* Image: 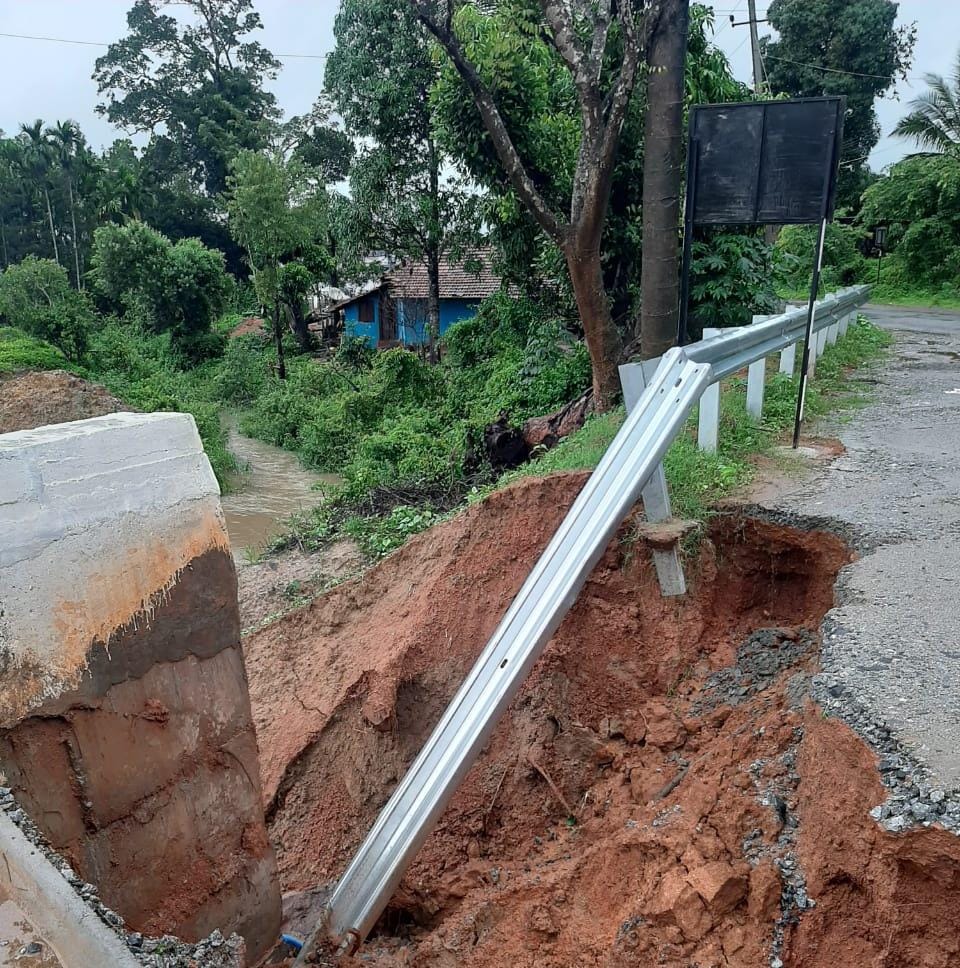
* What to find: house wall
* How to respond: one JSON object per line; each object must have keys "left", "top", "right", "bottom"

{"left": 344, "top": 297, "right": 380, "bottom": 347}
{"left": 397, "top": 298, "right": 482, "bottom": 346}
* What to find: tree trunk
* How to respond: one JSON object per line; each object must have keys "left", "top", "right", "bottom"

{"left": 287, "top": 300, "right": 314, "bottom": 353}
{"left": 426, "top": 134, "right": 442, "bottom": 364}
{"left": 44, "top": 188, "right": 60, "bottom": 266}
{"left": 272, "top": 302, "right": 287, "bottom": 380}
{"left": 67, "top": 179, "right": 82, "bottom": 289}
{"left": 565, "top": 240, "right": 622, "bottom": 410}
{"left": 0, "top": 216, "right": 8, "bottom": 269}
{"left": 426, "top": 250, "right": 441, "bottom": 363}
{"left": 639, "top": 0, "right": 690, "bottom": 359}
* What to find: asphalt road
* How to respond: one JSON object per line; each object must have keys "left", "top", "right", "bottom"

{"left": 864, "top": 302, "right": 960, "bottom": 335}
{"left": 759, "top": 304, "right": 960, "bottom": 786}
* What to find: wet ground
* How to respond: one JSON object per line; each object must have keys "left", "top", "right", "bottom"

{"left": 0, "top": 898, "right": 60, "bottom": 967}
{"left": 219, "top": 415, "right": 340, "bottom": 558}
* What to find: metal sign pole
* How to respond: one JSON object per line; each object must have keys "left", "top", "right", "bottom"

{"left": 677, "top": 132, "right": 700, "bottom": 347}
{"left": 791, "top": 216, "right": 828, "bottom": 448}
{"left": 792, "top": 100, "right": 842, "bottom": 449}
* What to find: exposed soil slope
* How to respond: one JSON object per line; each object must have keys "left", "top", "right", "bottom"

{"left": 243, "top": 471, "right": 960, "bottom": 967}
{"left": 0, "top": 370, "right": 127, "bottom": 434}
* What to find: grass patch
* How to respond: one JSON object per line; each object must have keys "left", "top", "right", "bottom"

{"left": 0, "top": 326, "right": 75, "bottom": 376}
{"left": 507, "top": 315, "right": 891, "bottom": 521}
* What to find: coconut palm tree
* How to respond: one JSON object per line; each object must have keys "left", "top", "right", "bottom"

{"left": 46, "top": 120, "right": 86, "bottom": 287}
{"left": 894, "top": 52, "right": 960, "bottom": 157}
{"left": 18, "top": 120, "right": 60, "bottom": 265}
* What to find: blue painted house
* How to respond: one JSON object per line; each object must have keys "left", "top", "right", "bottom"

{"left": 336, "top": 254, "right": 505, "bottom": 349}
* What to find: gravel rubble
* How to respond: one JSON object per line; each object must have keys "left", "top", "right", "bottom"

{"left": 0, "top": 786, "right": 246, "bottom": 967}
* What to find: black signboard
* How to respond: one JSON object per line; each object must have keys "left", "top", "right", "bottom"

{"left": 677, "top": 96, "right": 846, "bottom": 451}
{"left": 689, "top": 97, "right": 844, "bottom": 226}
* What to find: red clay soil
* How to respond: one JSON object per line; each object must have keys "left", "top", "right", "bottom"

{"left": 0, "top": 369, "right": 127, "bottom": 434}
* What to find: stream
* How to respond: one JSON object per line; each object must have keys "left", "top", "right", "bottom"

{"left": 219, "top": 415, "right": 340, "bottom": 556}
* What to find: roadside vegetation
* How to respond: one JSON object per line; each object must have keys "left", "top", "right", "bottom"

{"left": 0, "top": 0, "right": 929, "bottom": 562}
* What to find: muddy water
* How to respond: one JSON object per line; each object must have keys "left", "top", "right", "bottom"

{"left": 220, "top": 416, "right": 340, "bottom": 556}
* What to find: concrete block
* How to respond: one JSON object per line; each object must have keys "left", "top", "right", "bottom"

{"left": 0, "top": 413, "right": 280, "bottom": 961}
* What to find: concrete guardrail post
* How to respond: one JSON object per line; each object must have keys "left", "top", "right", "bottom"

{"left": 746, "top": 314, "right": 769, "bottom": 420}
{"left": 697, "top": 327, "right": 722, "bottom": 452}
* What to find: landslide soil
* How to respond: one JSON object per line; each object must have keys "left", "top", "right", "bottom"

{"left": 0, "top": 369, "right": 127, "bottom": 434}
{"left": 246, "top": 472, "right": 960, "bottom": 966}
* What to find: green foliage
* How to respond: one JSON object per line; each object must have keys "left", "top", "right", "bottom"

{"left": 431, "top": 2, "right": 745, "bottom": 332}
{"left": 775, "top": 223, "right": 867, "bottom": 293}
{"left": 894, "top": 51, "right": 960, "bottom": 157}
{"left": 856, "top": 154, "right": 960, "bottom": 294}
{"left": 84, "top": 320, "right": 236, "bottom": 486}
{"left": 690, "top": 233, "right": 781, "bottom": 332}
{"left": 0, "top": 257, "right": 92, "bottom": 360}
{"left": 93, "top": 0, "right": 280, "bottom": 195}
{"left": 443, "top": 292, "right": 591, "bottom": 425}
{"left": 89, "top": 221, "right": 231, "bottom": 359}
{"left": 0, "top": 326, "right": 72, "bottom": 375}
{"left": 761, "top": 0, "right": 916, "bottom": 209}
{"left": 345, "top": 505, "right": 441, "bottom": 557}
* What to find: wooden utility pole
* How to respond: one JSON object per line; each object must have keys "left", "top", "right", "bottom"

{"left": 747, "top": 0, "right": 764, "bottom": 93}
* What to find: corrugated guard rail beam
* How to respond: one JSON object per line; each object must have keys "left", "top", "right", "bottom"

{"left": 685, "top": 285, "right": 870, "bottom": 380}
{"left": 296, "top": 349, "right": 712, "bottom": 961}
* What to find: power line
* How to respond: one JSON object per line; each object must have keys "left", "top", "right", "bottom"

{"left": 763, "top": 54, "right": 904, "bottom": 82}
{"left": 0, "top": 30, "right": 326, "bottom": 59}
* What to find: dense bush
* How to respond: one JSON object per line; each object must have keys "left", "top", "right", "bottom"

{"left": 0, "top": 326, "right": 71, "bottom": 374}
{"left": 689, "top": 232, "right": 781, "bottom": 332}
{"left": 85, "top": 321, "right": 235, "bottom": 485}
{"left": 0, "top": 257, "right": 93, "bottom": 360}
{"left": 775, "top": 222, "right": 867, "bottom": 292}
{"left": 89, "top": 221, "right": 233, "bottom": 359}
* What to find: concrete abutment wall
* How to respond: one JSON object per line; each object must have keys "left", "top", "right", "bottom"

{"left": 0, "top": 413, "right": 280, "bottom": 962}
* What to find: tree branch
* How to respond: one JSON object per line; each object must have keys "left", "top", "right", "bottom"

{"left": 410, "top": 0, "right": 566, "bottom": 243}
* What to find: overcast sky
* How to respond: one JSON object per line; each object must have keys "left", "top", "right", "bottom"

{"left": 0, "top": 0, "right": 954, "bottom": 171}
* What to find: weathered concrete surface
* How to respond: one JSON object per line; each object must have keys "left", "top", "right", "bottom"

{"left": 0, "top": 413, "right": 280, "bottom": 962}
{"left": 0, "top": 810, "right": 136, "bottom": 968}
{"left": 755, "top": 307, "right": 960, "bottom": 786}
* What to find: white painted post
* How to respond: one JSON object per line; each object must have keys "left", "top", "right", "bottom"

{"left": 817, "top": 325, "right": 829, "bottom": 356}
{"left": 839, "top": 310, "right": 851, "bottom": 337}
{"left": 779, "top": 341, "right": 797, "bottom": 376}
{"left": 746, "top": 314, "right": 767, "bottom": 420}
{"left": 698, "top": 327, "right": 721, "bottom": 452}
{"left": 827, "top": 319, "right": 839, "bottom": 345}
{"left": 619, "top": 359, "right": 687, "bottom": 597}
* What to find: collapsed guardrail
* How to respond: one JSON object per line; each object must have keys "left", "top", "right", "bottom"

{"left": 296, "top": 284, "right": 872, "bottom": 961}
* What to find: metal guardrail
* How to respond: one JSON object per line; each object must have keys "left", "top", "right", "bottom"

{"left": 297, "top": 284, "right": 872, "bottom": 960}
{"left": 686, "top": 285, "right": 869, "bottom": 381}
{"left": 297, "top": 349, "right": 712, "bottom": 959}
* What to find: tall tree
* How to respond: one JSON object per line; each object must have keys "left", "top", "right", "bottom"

{"left": 227, "top": 150, "right": 326, "bottom": 375}
{"left": 93, "top": 0, "right": 281, "bottom": 195}
{"left": 408, "top": 0, "right": 655, "bottom": 408}
{"left": 761, "top": 0, "right": 916, "bottom": 209}
{"left": 640, "top": 0, "right": 690, "bottom": 357}
{"left": 894, "top": 51, "right": 960, "bottom": 158}
{"left": 18, "top": 121, "right": 60, "bottom": 266}
{"left": 326, "top": 0, "right": 478, "bottom": 361}
{"left": 45, "top": 121, "right": 87, "bottom": 288}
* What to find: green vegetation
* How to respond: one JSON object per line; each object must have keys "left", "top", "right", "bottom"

{"left": 0, "top": 326, "right": 73, "bottom": 376}
{"left": 502, "top": 316, "right": 892, "bottom": 522}
{"left": 0, "top": 257, "right": 93, "bottom": 361}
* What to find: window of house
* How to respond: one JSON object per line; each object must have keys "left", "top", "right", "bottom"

{"left": 358, "top": 298, "right": 375, "bottom": 323}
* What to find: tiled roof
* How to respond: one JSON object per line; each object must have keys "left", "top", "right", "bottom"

{"left": 385, "top": 253, "right": 504, "bottom": 300}
{"left": 330, "top": 251, "right": 504, "bottom": 309}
